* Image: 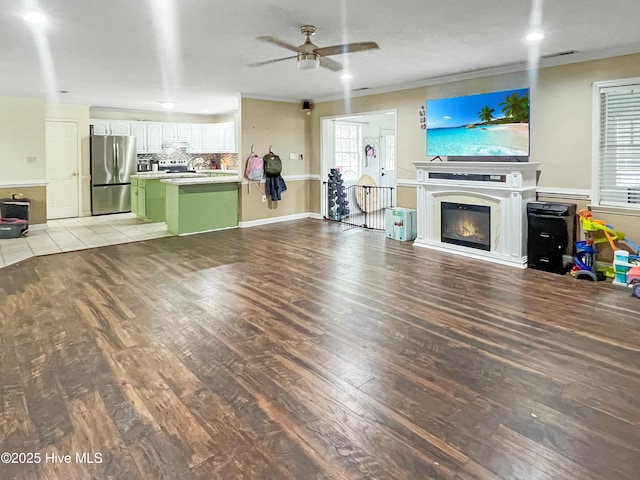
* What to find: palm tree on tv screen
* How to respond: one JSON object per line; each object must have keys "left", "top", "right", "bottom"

{"left": 499, "top": 92, "right": 529, "bottom": 123}
{"left": 477, "top": 106, "right": 495, "bottom": 124}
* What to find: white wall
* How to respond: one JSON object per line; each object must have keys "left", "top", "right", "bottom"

{"left": 0, "top": 96, "right": 46, "bottom": 183}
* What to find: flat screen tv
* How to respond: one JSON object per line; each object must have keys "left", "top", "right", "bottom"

{"left": 426, "top": 88, "right": 530, "bottom": 157}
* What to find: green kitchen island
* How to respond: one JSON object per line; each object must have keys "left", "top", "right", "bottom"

{"left": 161, "top": 176, "right": 241, "bottom": 235}
{"left": 131, "top": 172, "right": 207, "bottom": 222}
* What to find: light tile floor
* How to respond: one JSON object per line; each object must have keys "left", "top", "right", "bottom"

{"left": 0, "top": 213, "right": 173, "bottom": 269}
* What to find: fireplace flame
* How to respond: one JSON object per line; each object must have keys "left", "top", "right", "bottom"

{"left": 457, "top": 216, "right": 478, "bottom": 237}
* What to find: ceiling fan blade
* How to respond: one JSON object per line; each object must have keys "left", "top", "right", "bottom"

{"left": 247, "top": 55, "right": 297, "bottom": 68}
{"left": 257, "top": 36, "right": 303, "bottom": 53}
{"left": 319, "top": 57, "right": 343, "bottom": 72}
{"left": 314, "top": 41, "right": 379, "bottom": 57}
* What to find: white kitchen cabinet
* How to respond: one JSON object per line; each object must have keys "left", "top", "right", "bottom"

{"left": 221, "top": 122, "right": 236, "bottom": 152}
{"left": 89, "top": 120, "right": 235, "bottom": 153}
{"left": 201, "top": 124, "right": 216, "bottom": 152}
{"left": 213, "top": 124, "right": 225, "bottom": 152}
{"left": 91, "top": 121, "right": 110, "bottom": 135}
{"left": 146, "top": 123, "right": 163, "bottom": 153}
{"left": 162, "top": 124, "right": 178, "bottom": 141}
{"left": 200, "top": 122, "right": 236, "bottom": 152}
{"left": 109, "top": 121, "right": 130, "bottom": 135}
{"left": 177, "top": 124, "right": 191, "bottom": 143}
{"left": 190, "top": 125, "right": 203, "bottom": 153}
{"left": 130, "top": 122, "right": 147, "bottom": 153}
{"left": 90, "top": 120, "right": 131, "bottom": 136}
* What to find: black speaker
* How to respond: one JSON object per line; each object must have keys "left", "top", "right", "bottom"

{"left": 527, "top": 202, "right": 577, "bottom": 274}
{"left": 302, "top": 100, "right": 311, "bottom": 110}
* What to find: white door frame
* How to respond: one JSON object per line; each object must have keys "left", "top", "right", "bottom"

{"left": 45, "top": 119, "right": 82, "bottom": 219}
{"left": 320, "top": 109, "right": 398, "bottom": 217}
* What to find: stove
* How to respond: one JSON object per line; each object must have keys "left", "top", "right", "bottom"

{"left": 158, "top": 158, "right": 191, "bottom": 172}
{"left": 163, "top": 167, "right": 197, "bottom": 173}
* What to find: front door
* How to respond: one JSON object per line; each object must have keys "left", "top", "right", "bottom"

{"left": 46, "top": 121, "right": 79, "bottom": 219}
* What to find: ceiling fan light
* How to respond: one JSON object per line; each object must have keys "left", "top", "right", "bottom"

{"left": 297, "top": 53, "right": 319, "bottom": 71}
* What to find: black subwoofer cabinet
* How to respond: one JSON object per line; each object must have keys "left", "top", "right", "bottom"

{"left": 527, "top": 202, "right": 577, "bottom": 274}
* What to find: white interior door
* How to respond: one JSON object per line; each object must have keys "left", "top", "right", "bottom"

{"left": 46, "top": 121, "right": 79, "bottom": 219}
{"left": 379, "top": 127, "right": 397, "bottom": 205}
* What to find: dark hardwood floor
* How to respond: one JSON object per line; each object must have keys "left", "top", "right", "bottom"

{"left": 1, "top": 218, "right": 639, "bottom": 479}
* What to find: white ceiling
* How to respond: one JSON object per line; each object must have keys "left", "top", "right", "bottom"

{"left": 1, "top": 0, "right": 640, "bottom": 114}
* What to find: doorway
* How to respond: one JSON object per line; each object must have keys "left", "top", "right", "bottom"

{"left": 46, "top": 120, "right": 79, "bottom": 219}
{"left": 320, "top": 109, "right": 397, "bottom": 222}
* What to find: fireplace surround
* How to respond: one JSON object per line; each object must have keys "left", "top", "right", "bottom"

{"left": 413, "top": 161, "right": 539, "bottom": 268}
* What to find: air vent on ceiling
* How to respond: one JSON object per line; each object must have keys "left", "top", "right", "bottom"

{"left": 541, "top": 50, "right": 577, "bottom": 59}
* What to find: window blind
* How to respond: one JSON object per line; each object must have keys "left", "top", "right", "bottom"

{"left": 598, "top": 84, "right": 640, "bottom": 207}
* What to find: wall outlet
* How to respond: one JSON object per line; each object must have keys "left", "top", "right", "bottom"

{"left": 261, "top": 194, "right": 267, "bottom": 203}
{"left": 289, "top": 153, "right": 298, "bottom": 160}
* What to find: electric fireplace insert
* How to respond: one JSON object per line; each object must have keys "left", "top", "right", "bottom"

{"left": 441, "top": 202, "right": 491, "bottom": 251}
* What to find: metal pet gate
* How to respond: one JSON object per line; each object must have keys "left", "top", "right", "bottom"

{"left": 322, "top": 182, "right": 395, "bottom": 230}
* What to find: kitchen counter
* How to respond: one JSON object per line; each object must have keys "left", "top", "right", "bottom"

{"left": 160, "top": 177, "right": 242, "bottom": 186}
{"left": 131, "top": 172, "right": 208, "bottom": 180}
{"left": 196, "top": 169, "right": 239, "bottom": 174}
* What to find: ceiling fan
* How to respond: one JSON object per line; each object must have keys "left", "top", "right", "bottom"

{"left": 248, "top": 25, "right": 379, "bottom": 72}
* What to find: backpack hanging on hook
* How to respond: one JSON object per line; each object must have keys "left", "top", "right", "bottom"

{"left": 365, "top": 144, "right": 376, "bottom": 158}
{"left": 263, "top": 150, "right": 282, "bottom": 178}
{"left": 364, "top": 144, "right": 376, "bottom": 167}
{"left": 245, "top": 152, "right": 264, "bottom": 180}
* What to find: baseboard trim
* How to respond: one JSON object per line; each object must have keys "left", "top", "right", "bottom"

{"left": 29, "top": 223, "right": 48, "bottom": 231}
{"left": 239, "top": 212, "right": 321, "bottom": 228}
{"left": 176, "top": 225, "right": 237, "bottom": 236}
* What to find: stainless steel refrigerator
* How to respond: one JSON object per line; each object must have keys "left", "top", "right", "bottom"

{"left": 90, "top": 135, "right": 137, "bottom": 215}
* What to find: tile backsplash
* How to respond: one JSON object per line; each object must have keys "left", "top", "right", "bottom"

{"left": 138, "top": 152, "right": 238, "bottom": 169}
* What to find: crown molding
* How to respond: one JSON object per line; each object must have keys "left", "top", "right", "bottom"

{"left": 239, "top": 93, "right": 301, "bottom": 104}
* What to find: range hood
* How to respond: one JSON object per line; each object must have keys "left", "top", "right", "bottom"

{"left": 161, "top": 141, "right": 191, "bottom": 151}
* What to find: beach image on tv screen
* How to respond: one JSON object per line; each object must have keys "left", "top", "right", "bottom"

{"left": 426, "top": 88, "right": 530, "bottom": 156}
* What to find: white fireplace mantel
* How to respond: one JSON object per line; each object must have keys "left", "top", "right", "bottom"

{"left": 413, "top": 161, "right": 539, "bottom": 268}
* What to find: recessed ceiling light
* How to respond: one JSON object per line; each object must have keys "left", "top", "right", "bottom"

{"left": 160, "top": 102, "right": 175, "bottom": 110}
{"left": 525, "top": 30, "right": 545, "bottom": 43}
{"left": 340, "top": 73, "right": 353, "bottom": 81}
{"left": 203, "top": 109, "right": 209, "bottom": 113}
{"left": 23, "top": 11, "right": 47, "bottom": 24}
